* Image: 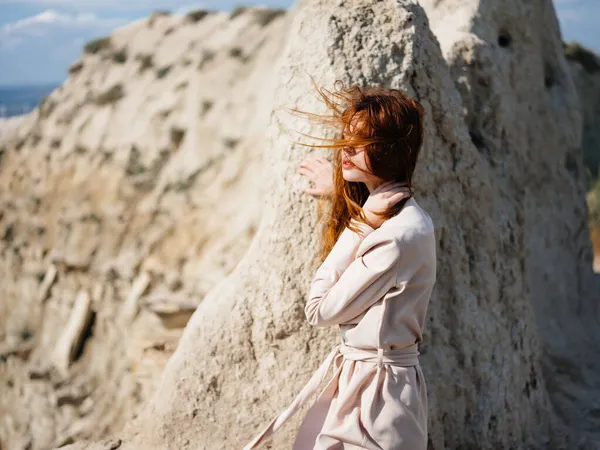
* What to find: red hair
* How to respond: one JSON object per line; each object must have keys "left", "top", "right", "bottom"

{"left": 288, "top": 78, "right": 425, "bottom": 267}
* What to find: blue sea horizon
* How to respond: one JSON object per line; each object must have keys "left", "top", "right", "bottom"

{"left": 0, "top": 83, "right": 60, "bottom": 119}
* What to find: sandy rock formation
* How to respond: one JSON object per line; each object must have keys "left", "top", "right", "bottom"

{"left": 565, "top": 42, "right": 600, "bottom": 181}
{"left": 0, "top": 7, "right": 287, "bottom": 450}
{"left": 0, "top": 116, "right": 24, "bottom": 143}
{"left": 566, "top": 43, "right": 600, "bottom": 272}
{"left": 59, "top": 0, "right": 600, "bottom": 449}
{"left": 2, "top": 0, "right": 599, "bottom": 449}
{"left": 419, "top": 1, "right": 600, "bottom": 444}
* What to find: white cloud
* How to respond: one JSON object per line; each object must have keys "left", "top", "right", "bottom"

{"left": 0, "top": 0, "right": 211, "bottom": 12}
{"left": 0, "top": 0, "right": 291, "bottom": 12}
{"left": 0, "top": 8, "right": 130, "bottom": 84}
{"left": 2, "top": 10, "right": 100, "bottom": 33}
{"left": 1, "top": 9, "right": 127, "bottom": 46}
{"left": 0, "top": 0, "right": 293, "bottom": 84}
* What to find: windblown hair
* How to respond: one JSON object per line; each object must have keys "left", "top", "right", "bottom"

{"left": 288, "top": 79, "right": 425, "bottom": 268}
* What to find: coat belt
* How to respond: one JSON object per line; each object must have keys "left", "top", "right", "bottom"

{"left": 241, "top": 341, "right": 420, "bottom": 449}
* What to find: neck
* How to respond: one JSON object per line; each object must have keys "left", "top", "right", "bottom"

{"left": 364, "top": 179, "right": 385, "bottom": 194}
{"left": 364, "top": 179, "right": 409, "bottom": 194}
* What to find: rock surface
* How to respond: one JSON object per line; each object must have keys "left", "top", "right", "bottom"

{"left": 566, "top": 42, "right": 600, "bottom": 181}
{"left": 420, "top": 1, "right": 600, "bottom": 444}
{"left": 1, "top": 1, "right": 599, "bottom": 450}
{"left": 0, "top": 116, "right": 24, "bottom": 142}
{"left": 566, "top": 43, "right": 600, "bottom": 272}
{"left": 59, "top": 0, "right": 599, "bottom": 449}
{"left": 0, "top": 7, "right": 287, "bottom": 449}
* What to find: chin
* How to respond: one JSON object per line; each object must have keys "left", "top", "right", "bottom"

{"left": 342, "top": 170, "right": 365, "bottom": 183}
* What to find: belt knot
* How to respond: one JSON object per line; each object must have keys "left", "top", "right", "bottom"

{"left": 339, "top": 342, "right": 420, "bottom": 368}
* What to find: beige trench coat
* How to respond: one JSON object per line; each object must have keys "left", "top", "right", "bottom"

{"left": 243, "top": 196, "right": 437, "bottom": 449}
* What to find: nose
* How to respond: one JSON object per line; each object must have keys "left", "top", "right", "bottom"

{"left": 342, "top": 146, "right": 355, "bottom": 157}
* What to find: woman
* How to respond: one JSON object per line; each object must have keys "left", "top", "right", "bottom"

{"left": 243, "top": 81, "right": 437, "bottom": 450}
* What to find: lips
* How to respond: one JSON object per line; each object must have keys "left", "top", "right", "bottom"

{"left": 342, "top": 158, "right": 355, "bottom": 168}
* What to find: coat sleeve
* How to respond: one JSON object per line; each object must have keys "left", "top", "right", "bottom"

{"left": 305, "top": 221, "right": 401, "bottom": 327}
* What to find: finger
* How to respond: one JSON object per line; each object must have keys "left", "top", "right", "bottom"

{"left": 303, "top": 187, "right": 323, "bottom": 197}
{"left": 389, "top": 186, "right": 411, "bottom": 195}
{"left": 386, "top": 186, "right": 411, "bottom": 196}
{"left": 297, "top": 168, "right": 312, "bottom": 177}
{"left": 388, "top": 191, "right": 411, "bottom": 204}
{"left": 299, "top": 161, "right": 315, "bottom": 172}
{"left": 381, "top": 185, "right": 411, "bottom": 198}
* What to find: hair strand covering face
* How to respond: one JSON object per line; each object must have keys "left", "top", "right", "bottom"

{"left": 286, "top": 77, "right": 425, "bottom": 267}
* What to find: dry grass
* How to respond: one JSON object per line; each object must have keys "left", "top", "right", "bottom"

{"left": 68, "top": 61, "right": 84, "bottom": 75}
{"left": 254, "top": 8, "right": 286, "bottom": 27}
{"left": 112, "top": 49, "right": 128, "bottom": 64}
{"left": 156, "top": 65, "right": 172, "bottom": 79}
{"left": 136, "top": 54, "right": 154, "bottom": 72}
{"left": 230, "top": 5, "right": 248, "bottom": 19}
{"left": 39, "top": 96, "right": 57, "bottom": 118}
{"left": 84, "top": 37, "right": 112, "bottom": 55}
{"left": 186, "top": 9, "right": 211, "bottom": 23}
{"left": 94, "top": 84, "right": 125, "bottom": 105}
{"left": 148, "top": 10, "right": 170, "bottom": 27}
{"left": 564, "top": 41, "right": 600, "bottom": 74}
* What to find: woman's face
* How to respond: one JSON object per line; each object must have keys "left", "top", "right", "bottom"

{"left": 341, "top": 116, "right": 387, "bottom": 192}
{"left": 340, "top": 116, "right": 369, "bottom": 182}
{"left": 341, "top": 144, "right": 371, "bottom": 183}
{"left": 341, "top": 117, "right": 379, "bottom": 184}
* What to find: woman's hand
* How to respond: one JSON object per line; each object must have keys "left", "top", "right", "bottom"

{"left": 297, "top": 156, "right": 334, "bottom": 198}
{"left": 362, "top": 181, "right": 412, "bottom": 229}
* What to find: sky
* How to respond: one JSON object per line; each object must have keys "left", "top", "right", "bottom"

{"left": 0, "top": 0, "right": 598, "bottom": 86}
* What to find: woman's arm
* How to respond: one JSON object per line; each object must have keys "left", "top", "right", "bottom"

{"left": 305, "top": 226, "right": 401, "bottom": 327}
{"left": 314, "top": 218, "right": 376, "bottom": 277}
